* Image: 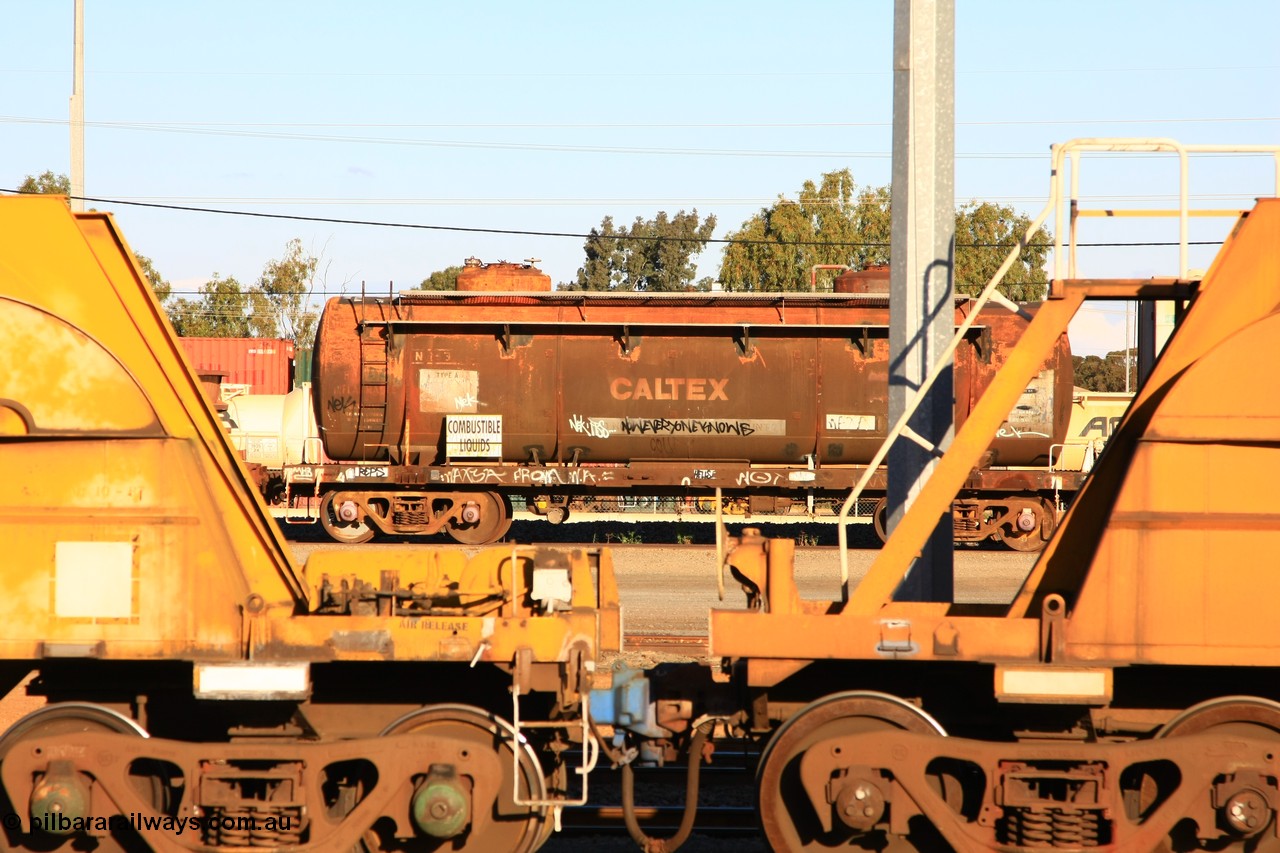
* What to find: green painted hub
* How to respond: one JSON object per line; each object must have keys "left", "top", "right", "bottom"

{"left": 30, "top": 760, "right": 90, "bottom": 835}
{"left": 411, "top": 764, "right": 470, "bottom": 838}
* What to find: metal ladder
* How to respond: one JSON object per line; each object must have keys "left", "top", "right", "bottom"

{"left": 355, "top": 299, "right": 390, "bottom": 460}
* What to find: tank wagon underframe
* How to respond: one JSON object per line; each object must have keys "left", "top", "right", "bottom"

{"left": 293, "top": 459, "right": 1079, "bottom": 549}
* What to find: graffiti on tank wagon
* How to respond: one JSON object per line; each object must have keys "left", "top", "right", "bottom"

{"left": 420, "top": 368, "right": 480, "bottom": 413}
{"left": 996, "top": 424, "right": 1051, "bottom": 439}
{"left": 513, "top": 467, "right": 614, "bottom": 486}
{"left": 430, "top": 466, "right": 614, "bottom": 486}
{"left": 568, "top": 413, "right": 616, "bottom": 439}
{"left": 619, "top": 417, "right": 787, "bottom": 437}
{"left": 564, "top": 417, "right": 786, "bottom": 439}
{"left": 737, "top": 470, "right": 781, "bottom": 487}
{"left": 432, "top": 467, "right": 505, "bottom": 485}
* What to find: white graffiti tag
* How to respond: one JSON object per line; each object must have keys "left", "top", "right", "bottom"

{"left": 736, "top": 471, "right": 780, "bottom": 487}
{"left": 435, "top": 467, "right": 504, "bottom": 485}
{"left": 568, "top": 414, "right": 615, "bottom": 439}
{"left": 996, "top": 425, "right": 1051, "bottom": 439}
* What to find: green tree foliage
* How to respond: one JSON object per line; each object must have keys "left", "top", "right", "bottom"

{"left": 136, "top": 254, "right": 171, "bottom": 303}
{"left": 420, "top": 265, "right": 463, "bottom": 290}
{"left": 167, "top": 274, "right": 254, "bottom": 337}
{"left": 953, "top": 201, "right": 1049, "bottom": 301}
{"left": 720, "top": 170, "right": 890, "bottom": 292}
{"left": 1073, "top": 349, "right": 1136, "bottom": 391}
{"left": 255, "top": 238, "right": 320, "bottom": 348}
{"left": 573, "top": 210, "right": 716, "bottom": 291}
{"left": 18, "top": 170, "right": 71, "bottom": 196}
{"left": 719, "top": 169, "right": 1050, "bottom": 298}
{"left": 164, "top": 240, "right": 322, "bottom": 345}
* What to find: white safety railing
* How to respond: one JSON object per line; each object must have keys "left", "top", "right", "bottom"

{"left": 836, "top": 138, "right": 1280, "bottom": 595}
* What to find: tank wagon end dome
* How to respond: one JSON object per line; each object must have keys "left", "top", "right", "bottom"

{"left": 834, "top": 265, "right": 891, "bottom": 294}
{"left": 456, "top": 258, "right": 551, "bottom": 292}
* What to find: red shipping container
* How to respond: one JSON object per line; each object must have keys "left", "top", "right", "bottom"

{"left": 178, "top": 337, "right": 295, "bottom": 398}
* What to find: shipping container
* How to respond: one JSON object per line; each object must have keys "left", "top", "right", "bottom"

{"left": 177, "top": 337, "right": 296, "bottom": 397}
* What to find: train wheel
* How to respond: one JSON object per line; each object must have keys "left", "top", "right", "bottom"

{"left": 1156, "top": 697, "right": 1280, "bottom": 851}
{"left": 872, "top": 498, "right": 889, "bottom": 545}
{"left": 447, "top": 492, "right": 513, "bottom": 545}
{"left": 0, "top": 703, "right": 154, "bottom": 852}
{"left": 319, "top": 492, "right": 376, "bottom": 544}
{"left": 999, "top": 498, "right": 1057, "bottom": 552}
{"left": 1001, "top": 530, "right": 1048, "bottom": 552}
{"left": 372, "top": 704, "right": 549, "bottom": 852}
{"left": 755, "top": 691, "right": 947, "bottom": 851}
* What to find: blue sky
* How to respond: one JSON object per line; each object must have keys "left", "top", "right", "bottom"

{"left": 4, "top": 1, "right": 1278, "bottom": 355}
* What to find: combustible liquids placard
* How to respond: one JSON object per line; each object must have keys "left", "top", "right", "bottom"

{"left": 446, "top": 415, "right": 503, "bottom": 458}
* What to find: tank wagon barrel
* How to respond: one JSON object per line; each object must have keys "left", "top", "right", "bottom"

{"left": 304, "top": 262, "right": 1078, "bottom": 550}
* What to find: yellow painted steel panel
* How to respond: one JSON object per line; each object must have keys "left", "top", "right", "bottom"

{"left": 0, "top": 198, "right": 302, "bottom": 660}
{"left": 0, "top": 439, "right": 248, "bottom": 658}
{"left": 0, "top": 298, "right": 158, "bottom": 433}
{"left": 0, "top": 196, "right": 618, "bottom": 669}
{"left": 1017, "top": 201, "right": 1280, "bottom": 622}
{"left": 1051, "top": 204, "right": 1280, "bottom": 666}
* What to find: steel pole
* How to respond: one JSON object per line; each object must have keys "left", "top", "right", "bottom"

{"left": 70, "top": 0, "right": 85, "bottom": 212}
{"left": 887, "top": 0, "right": 955, "bottom": 601}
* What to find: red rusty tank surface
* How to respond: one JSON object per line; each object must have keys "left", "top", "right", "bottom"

{"left": 456, "top": 258, "right": 551, "bottom": 291}
{"left": 312, "top": 269, "right": 1073, "bottom": 470}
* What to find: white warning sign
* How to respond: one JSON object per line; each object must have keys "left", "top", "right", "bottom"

{"left": 446, "top": 414, "right": 503, "bottom": 458}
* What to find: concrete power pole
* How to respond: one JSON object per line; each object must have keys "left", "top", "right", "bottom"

{"left": 70, "top": 0, "right": 85, "bottom": 212}
{"left": 887, "top": 0, "right": 956, "bottom": 601}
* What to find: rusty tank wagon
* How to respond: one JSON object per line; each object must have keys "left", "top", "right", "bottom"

{"left": 304, "top": 262, "right": 1078, "bottom": 549}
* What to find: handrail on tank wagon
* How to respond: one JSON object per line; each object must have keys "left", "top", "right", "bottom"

{"left": 835, "top": 138, "right": 1280, "bottom": 599}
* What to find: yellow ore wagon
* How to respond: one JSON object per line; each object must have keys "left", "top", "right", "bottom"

{"left": 0, "top": 195, "right": 620, "bottom": 851}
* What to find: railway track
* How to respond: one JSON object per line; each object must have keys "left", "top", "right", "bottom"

{"left": 555, "top": 747, "right": 760, "bottom": 844}
{"left": 624, "top": 633, "right": 711, "bottom": 656}
{"left": 559, "top": 805, "right": 759, "bottom": 834}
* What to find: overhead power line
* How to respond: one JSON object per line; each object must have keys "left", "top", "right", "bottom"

{"left": 4, "top": 63, "right": 1277, "bottom": 78}
{"left": 63, "top": 192, "right": 1268, "bottom": 207}
{"left": 4, "top": 114, "right": 1277, "bottom": 131}
{"left": 0, "top": 189, "right": 1231, "bottom": 249}
{"left": 4, "top": 114, "right": 1278, "bottom": 159}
